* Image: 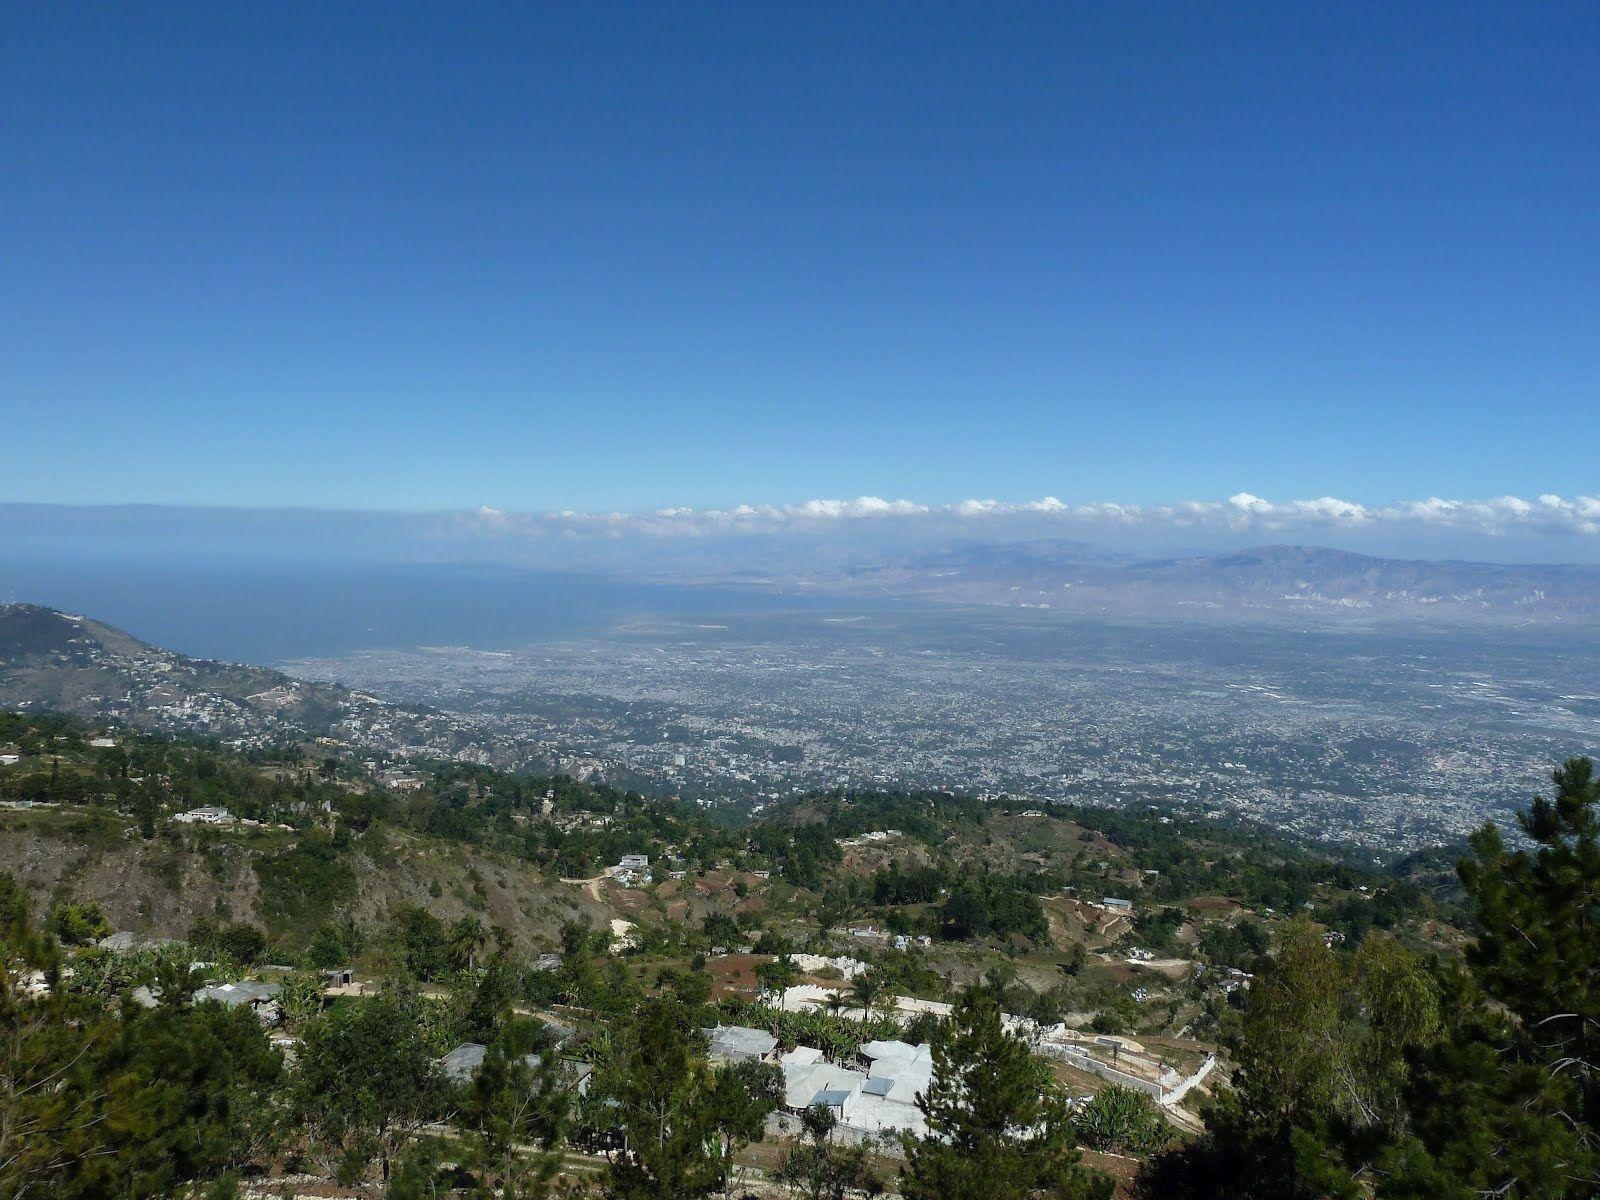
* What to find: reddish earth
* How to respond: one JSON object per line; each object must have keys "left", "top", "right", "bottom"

{"left": 1081, "top": 1148, "right": 1143, "bottom": 1197}
{"left": 1187, "top": 895, "right": 1243, "bottom": 915}
{"left": 704, "top": 952, "right": 771, "bottom": 1001}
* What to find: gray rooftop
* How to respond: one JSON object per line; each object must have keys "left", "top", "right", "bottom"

{"left": 193, "top": 980, "right": 280, "bottom": 1008}
{"left": 436, "top": 1042, "right": 551, "bottom": 1084}
{"left": 98, "top": 931, "right": 181, "bottom": 952}
{"left": 704, "top": 1024, "right": 777, "bottom": 1062}
{"left": 438, "top": 1042, "right": 488, "bottom": 1081}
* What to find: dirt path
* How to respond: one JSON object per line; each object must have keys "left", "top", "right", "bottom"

{"left": 560, "top": 873, "right": 609, "bottom": 904}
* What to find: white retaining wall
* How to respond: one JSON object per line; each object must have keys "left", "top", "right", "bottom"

{"left": 1162, "top": 1054, "right": 1217, "bottom": 1107}
{"left": 1037, "top": 1043, "right": 1167, "bottom": 1100}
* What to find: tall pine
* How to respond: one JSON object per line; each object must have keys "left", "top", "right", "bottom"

{"left": 1384, "top": 757, "right": 1600, "bottom": 1198}
{"left": 902, "top": 987, "right": 1112, "bottom": 1200}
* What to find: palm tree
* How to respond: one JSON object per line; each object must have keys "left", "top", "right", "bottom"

{"left": 447, "top": 916, "right": 486, "bottom": 973}
{"left": 848, "top": 972, "right": 882, "bottom": 1023}
{"left": 824, "top": 990, "right": 848, "bottom": 1021}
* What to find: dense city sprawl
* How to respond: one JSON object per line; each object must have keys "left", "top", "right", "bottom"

{"left": 287, "top": 611, "right": 1596, "bottom": 854}
{"left": 3, "top": 604, "right": 1598, "bottom": 1198}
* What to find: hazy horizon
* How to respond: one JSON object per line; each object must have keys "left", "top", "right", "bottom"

{"left": 6, "top": 496, "right": 1600, "bottom": 571}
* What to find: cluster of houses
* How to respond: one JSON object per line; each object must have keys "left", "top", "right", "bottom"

{"left": 1209, "top": 964, "right": 1254, "bottom": 994}
{"left": 767, "top": 981, "right": 1214, "bottom": 1108}
{"left": 54, "top": 929, "right": 1222, "bottom": 1143}
{"left": 836, "top": 925, "right": 933, "bottom": 952}
{"left": 609, "top": 851, "right": 706, "bottom": 887}
{"left": 611, "top": 853, "right": 652, "bottom": 887}
{"left": 705, "top": 1024, "right": 934, "bottom": 1140}
{"left": 836, "top": 829, "right": 903, "bottom": 847}
{"left": 89, "top": 933, "right": 356, "bottom": 1025}
{"left": 169, "top": 805, "right": 292, "bottom": 830}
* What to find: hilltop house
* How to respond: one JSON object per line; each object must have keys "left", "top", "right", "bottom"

{"left": 612, "top": 853, "right": 652, "bottom": 887}
{"left": 193, "top": 980, "right": 281, "bottom": 1024}
{"left": 704, "top": 1024, "right": 779, "bottom": 1064}
{"left": 173, "top": 806, "right": 236, "bottom": 825}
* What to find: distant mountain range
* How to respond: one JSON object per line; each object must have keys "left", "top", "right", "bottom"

{"left": 800, "top": 543, "right": 1600, "bottom": 623}
{"left": 0, "top": 604, "right": 458, "bottom": 750}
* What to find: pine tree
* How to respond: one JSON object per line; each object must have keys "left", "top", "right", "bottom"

{"left": 0, "top": 876, "right": 281, "bottom": 1200}
{"left": 902, "top": 987, "right": 1112, "bottom": 1200}
{"left": 707, "top": 1060, "right": 782, "bottom": 1199}
{"left": 602, "top": 995, "right": 724, "bottom": 1199}
{"left": 1137, "top": 758, "right": 1600, "bottom": 1200}
{"left": 294, "top": 986, "right": 442, "bottom": 1187}
{"left": 1382, "top": 758, "right": 1600, "bottom": 1198}
{"left": 1462, "top": 757, "right": 1600, "bottom": 1134}
{"left": 776, "top": 1103, "right": 882, "bottom": 1200}
{"left": 461, "top": 1041, "right": 569, "bottom": 1200}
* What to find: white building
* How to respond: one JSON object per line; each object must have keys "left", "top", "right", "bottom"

{"left": 173, "top": 806, "right": 235, "bottom": 825}
{"left": 705, "top": 1025, "right": 779, "bottom": 1063}
{"left": 790, "top": 953, "right": 868, "bottom": 979}
{"left": 779, "top": 1039, "right": 933, "bottom": 1139}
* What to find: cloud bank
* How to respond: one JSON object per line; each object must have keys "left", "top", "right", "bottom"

{"left": 456, "top": 492, "right": 1600, "bottom": 541}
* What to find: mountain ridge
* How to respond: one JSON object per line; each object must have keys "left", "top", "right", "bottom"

{"left": 797, "top": 542, "right": 1600, "bottom": 622}
{"left": 0, "top": 603, "right": 457, "bottom": 752}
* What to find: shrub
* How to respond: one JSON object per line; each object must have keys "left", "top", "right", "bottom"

{"left": 1072, "top": 1085, "right": 1172, "bottom": 1154}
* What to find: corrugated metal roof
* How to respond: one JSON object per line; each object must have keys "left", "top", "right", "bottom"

{"left": 194, "top": 980, "right": 280, "bottom": 1007}
{"left": 704, "top": 1024, "right": 777, "bottom": 1061}
{"left": 438, "top": 1042, "right": 488, "bottom": 1081}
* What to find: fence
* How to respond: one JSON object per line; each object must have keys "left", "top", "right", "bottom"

{"left": 765, "top": 1111, "right": 908, "bottom": 1157}
{"left": 1039, "top": 1044, "right": 1219, "bottom": 1109}
{"left": 1036, "top": 1043, "right": 1167, "bottom": 1100}
{"left": 1161, "top": 1053, "right": 1217, "bottom": 1107}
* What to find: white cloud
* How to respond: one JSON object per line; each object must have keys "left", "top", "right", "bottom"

{"left": 448, "top": 492, "right": 1600, "bottom": 540}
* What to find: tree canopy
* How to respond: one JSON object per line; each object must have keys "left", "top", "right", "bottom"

{"left": 903, "top": 987, "right": 1112, "bottom": 1200}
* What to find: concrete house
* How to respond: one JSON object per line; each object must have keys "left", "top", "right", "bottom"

{"left": 436, "top": 1042, "right": 594, "bottom": 1095}
{"left": 779, "top": 1040, "right": 933, "bottom": 1139}
{"left": 173, "top": 806, "right": 236, "bottom": 825}
{"left": 193, "top": 980, "right": 281, "bottom": 1024}
{"left": 704, "top": 1024, "right": 779, "bottom": 1064}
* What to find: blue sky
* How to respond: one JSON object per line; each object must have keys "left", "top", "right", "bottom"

{"left": 3, "top": 3, "right": 1596, "bottom": 518}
